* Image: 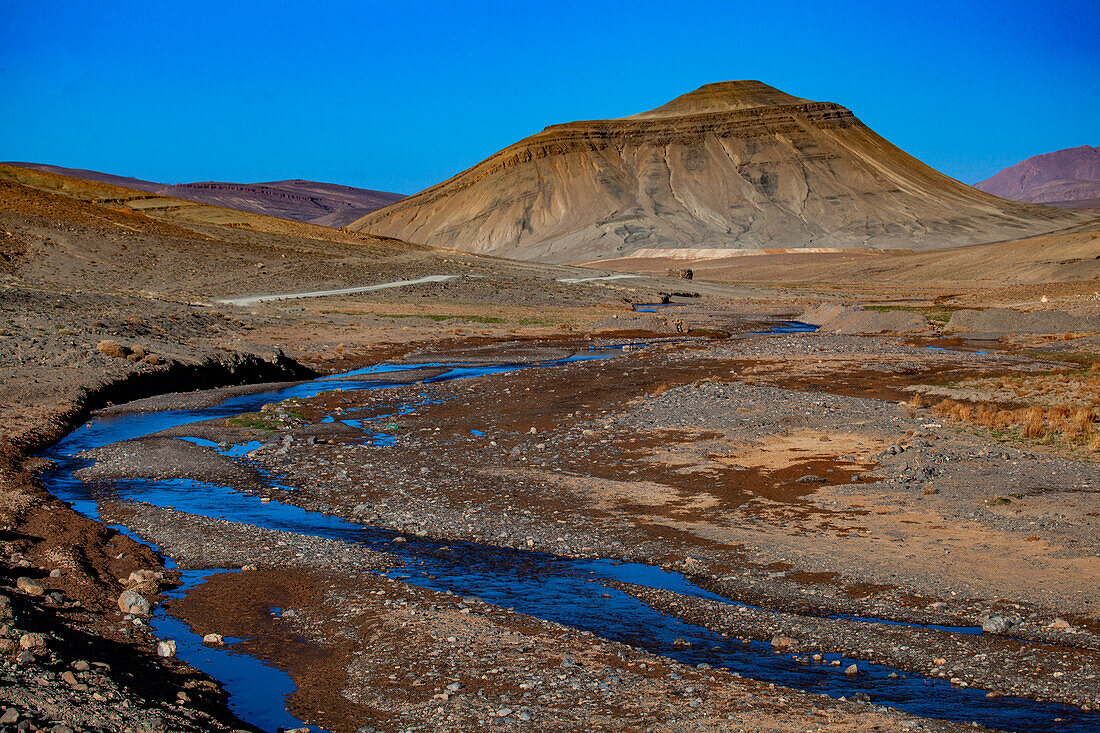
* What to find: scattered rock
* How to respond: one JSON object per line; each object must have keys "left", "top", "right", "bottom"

{"left": 127, "top": 569, "right": 162, "bottom": 585}
{"left": 844, "top": 663, "right": 859, "bottom": 675}
{"left": 16, "top": 577, "right": 44, "bottom": 596}
{"left": 203, "top": 633, "right": 224, "bottom": 645}
{"left": 118, "top": 589, "right": 151, "bottom": 616}
{"left": 18, "top": 632, "right": 45, "bottom": 650}
{"left": 770, "top": 635, "right": 798, "bottom": 651}
{"left": 156, "top": 639, "right": 177, "bottom": 658}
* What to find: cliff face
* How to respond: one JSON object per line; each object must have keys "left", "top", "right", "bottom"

{"left": 351, "top": 81, "right": 1081, "bottom": 262}
{"left": 974, "top": 146, "right": 1100, "bottom": 208}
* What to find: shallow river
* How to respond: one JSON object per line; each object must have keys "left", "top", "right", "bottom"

{"left": 38, "top": 345, "right": 1100, "bottom": 733}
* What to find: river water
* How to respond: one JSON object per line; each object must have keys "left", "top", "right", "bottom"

{"left": 38, "top": 345, "right": 1100, "bottom": 733}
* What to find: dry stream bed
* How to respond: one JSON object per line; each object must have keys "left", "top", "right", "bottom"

{"left": 31, "top": 327, "right": 1100, "bottom": 732}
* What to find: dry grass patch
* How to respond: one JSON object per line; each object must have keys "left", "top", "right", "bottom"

{"left": 931, "top": 398, "right": 1099, "bottom": 452}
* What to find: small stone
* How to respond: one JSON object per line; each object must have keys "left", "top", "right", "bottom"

{"left": 16, "top": 577, "right": 44, "bottom": 596}
{"left": 18, "top": 632, "right": 45, "bottom": 650}
{"left": 118, "top": 590, "right": 151, "bottom": 616}
{"left": 203, "top": 633, "right": 224, "bottom": 645}
{"left": 496, "top": 708, "right": 513, "bottom": 717}
{"left": 49, "top": 569, "right": 62, "bottom": 578}
{"left": 982, "top": 615, "right": 1009, "bottom": 634}
{"left": 795, "top": 474, "right": 827, "bottom": 484}
{"left": 845, "top": 663, "right": 859, "bottom": 675}
{"left": 672, "top": 637, "right": 692, "bottom": 647}
{"left": 61, "top": 670, "right": 79, "bottom": 686}
{"left": 72, "top": 660, "right": 90, "bottom": 672}
{"left": 0, "top": 708, "right": 18, "bottom": 725}
{"left": 156, "top": 640, "right": 176, "bottom": 658}
{"left": 0, "top": 595, "right": 11, "bottom": 620}
{"left": 127, "top": 569, "right": 161, "bottom": 585}
{"left": 770, "top": 635, "right": 797, "bottom": 651}
{"left": 50, "top": 724, "right": 74, "bottom": 733}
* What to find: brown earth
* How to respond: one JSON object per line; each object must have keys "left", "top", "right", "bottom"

{"left": 351, "top": 81, "right": 1082, "bottom": 261}
{"left": 2, "top": 161, "right": 1100, "bottom": 732}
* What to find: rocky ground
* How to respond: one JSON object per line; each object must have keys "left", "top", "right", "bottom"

{"left": 2, "top": 165, "right": 1099, "bottom": 732}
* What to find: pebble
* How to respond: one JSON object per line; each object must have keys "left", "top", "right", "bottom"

{"left": 156, "top": 640, "right": 177, "bottom": 658}
{"left": 845, "top": 664, "right": 859, "bottom": 675}
{"left": 16, "top": 577, "right": 44, "bottom": 596}
{"left": 19, "top": 632, "right": 46, "bottom": 650}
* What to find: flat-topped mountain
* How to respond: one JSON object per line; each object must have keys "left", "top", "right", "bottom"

{"left": 3, "top": 162, "right": 405, "bottom": 227}
{"left": 974, "top": 145, "right": 1100, "bottom": 209}
{"left": 350, "top": 81, "right": 1082, "bottom": 262}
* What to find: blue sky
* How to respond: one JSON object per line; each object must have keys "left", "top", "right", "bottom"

{"left": 1, "top": 1, "right": 1097, "bottom": 193}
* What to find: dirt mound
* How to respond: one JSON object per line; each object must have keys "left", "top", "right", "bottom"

{"left": 351, "top": 81, "right": 1081, "bottom": 262}
{"left": 800, "top": 304, "right": 931, "bottom": 335}
{"left": 945, "top": 308, "right": 1100, "bottom": 335}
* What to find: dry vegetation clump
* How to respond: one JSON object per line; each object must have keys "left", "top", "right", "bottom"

{"left": 651, "top": 383, "right": 674, "bottom": 398}
{"left": 964, "top": 363, "right": 1100, "bottom": 407}
{"left": 923, "top": 362, "right": 1100, "bottom": 454}
{"left": 931, "top": 397, "right": 1099, "bottom": 451}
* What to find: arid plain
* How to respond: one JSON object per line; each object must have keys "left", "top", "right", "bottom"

{"left": 1, "top": 83, "right": 1099, "bottom": 733}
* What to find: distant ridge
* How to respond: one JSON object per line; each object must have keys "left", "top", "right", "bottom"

{"left": 3, "top": 162, "right": 405, "bottom": 227}
{"left": 351, "top": 81, "right": 1083, "bottom": 263}
{"left": 974, "top": 146, "right": 1100, "bottom": 209}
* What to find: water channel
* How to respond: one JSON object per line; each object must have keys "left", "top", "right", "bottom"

{"left": 37, "top": 345, "right": 1099, "bottom": 733}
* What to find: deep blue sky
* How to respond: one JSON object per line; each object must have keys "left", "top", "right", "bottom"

{"left": 1, "top": 1, "right": 1097, "bottom": 193}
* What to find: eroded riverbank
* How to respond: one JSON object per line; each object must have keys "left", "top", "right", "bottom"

{"left": 31, "top": 328, "right": 1100, "bottom": 732}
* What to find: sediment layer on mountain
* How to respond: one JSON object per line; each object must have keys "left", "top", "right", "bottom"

{"left": 351, "top": 81, "right": 1083, "bottom": 262}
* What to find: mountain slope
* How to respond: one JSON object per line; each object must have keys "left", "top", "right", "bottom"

{"left": 974, "top": 146, "right": 1100, "bottom": 209}
{"left": 3, "top": 162, "right": 405, "bottom": 227}
{"left": 350, "top": 81, "right": 1082, "bottom": 263}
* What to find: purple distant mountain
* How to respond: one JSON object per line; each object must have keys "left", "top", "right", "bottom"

{"left": 974, "top": 146, "right": 1100, "bottom": 209}
{"left": 3, "top": 162, "right": 406, "bottom": 227}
